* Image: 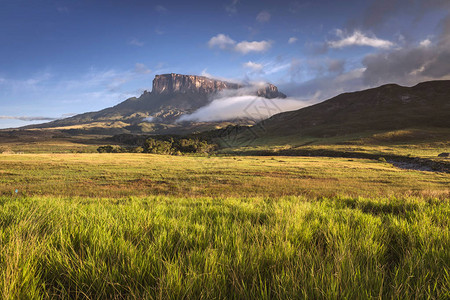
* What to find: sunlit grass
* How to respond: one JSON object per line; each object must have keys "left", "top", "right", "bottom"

{"left": 0, "top": 153, "right": 449, "bottom": 199}
{"left": 0, "top": 196, "right": 449, "bottom": 299}
{"left": 0, "top": 153, "right": 449, "bottom": 299}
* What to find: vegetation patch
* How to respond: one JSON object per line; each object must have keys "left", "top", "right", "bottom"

{"left": 0, "top": 196, "right": 448, "bottom": 299}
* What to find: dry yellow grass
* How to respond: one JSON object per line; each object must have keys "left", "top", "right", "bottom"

{"left": 0, "top": 153, "right": 448, "bottom": 199}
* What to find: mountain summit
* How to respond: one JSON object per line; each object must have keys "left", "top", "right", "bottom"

{"left": 151, "top": 73, "right": 285, "bottom": 98}
{"left": 152, "top": 74, "right": 241, "bottom": 95}
{"left": 255, "top": 80, "right": 450, "bottom": 138}
{"left": 28, "top": 73, "right": 286, "bottom": 134}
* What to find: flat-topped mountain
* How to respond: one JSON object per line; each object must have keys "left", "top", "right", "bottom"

{"left": 254, "top": 80, "right": 450, "bottom": 138}
{"left": 151, "top": 73, "right": 284, "bottom": 98}
{"left": 28, "top": 73, "right": 286, "bottom": 133}
{"left": 152, "top": 74, "right": 240, "bottom": 95}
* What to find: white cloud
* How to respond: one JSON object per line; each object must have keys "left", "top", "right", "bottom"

{"left": 288, "top": 37, "right": 298, "bottom": 44}
{"left": 179, "top": 95, "right": 306, "bottom": 122}
{"left": 177, "top": 83, "right": 308, "bottom": 122}
{"left": 208, "top": 34, "right": 236, "bottom": 49}
{"left": 328, "top": 30, "right": 394, "bottom": 49}
{"left": 256, "top": 11, "right": 271, "bottom": 23}
{"left": 243, "top": 61, "right": 264, "bottom": 72}
{"left": 419, "top": 39, "right": 431, "bottom": 47}
{"left": 208, "top": 34, "right": 272, "bottom": 54}
{"left": 129, "top": 38, "right": 144, "bottom": 47}
{"left": 235, "top": 40, "right": 272, "bottom": 54}
{"left": 265, "top": 63, "right": 290, "bottom": 75}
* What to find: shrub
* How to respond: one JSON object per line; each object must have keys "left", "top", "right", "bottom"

{"left": 97, "top": 145, "right": 114, "bottom": 153}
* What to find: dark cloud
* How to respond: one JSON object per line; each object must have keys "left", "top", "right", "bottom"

{"left": 361, "top": 14, "right": 450, "bottom": 86}
{"left": 280, "top": 68, "right": 366, "bottom": 102}
{"left": 288, "top": 57, "right": 346, "bottom": 81}
{"left": 327, "top": 59, "right": 345, "bottom": 74}
{"left": 361, "top": 0, "right": 450, "bottom": 30}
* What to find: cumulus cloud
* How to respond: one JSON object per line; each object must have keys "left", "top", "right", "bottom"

{"left": 256, "top": 11, "right": 271, "bottom": 23}
{"left": 288, "top": 37, "right": 298, "bottom": 44}
{"left": 362, "top": 43, "right": 450, "bottom": 85}
{"left": 208, "top": 34, "right": 236, "bottom": 49}
{"left": 419, "top": 39, "right": 432, "bottom": 47}
{"left": 208, "top": 34, "right": 272, "bottom": 54}
{"left": 361, "top": 15, "right": 450, "bottom": 86}
{"left": 235, "top": 40, "right": 272, "bottom": 54}
{"left": 328, "top": 30, "right": 394, "bottom": 49}
{"left": 283, "top": 12, "right": 450, "bottom": 102}
{"left": 243, "top": 61, "right": 264, "bottom": 72}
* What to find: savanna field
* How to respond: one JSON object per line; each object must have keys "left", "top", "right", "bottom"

{"left": 0, "top": 153, "right": 449, "bottom": 299}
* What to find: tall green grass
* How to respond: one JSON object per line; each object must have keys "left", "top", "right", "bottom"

{"left": 1, "top": 196, "right": 448, "bottom": 299}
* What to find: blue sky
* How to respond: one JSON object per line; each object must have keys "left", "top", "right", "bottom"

{"left": 1, "top": 0, "right": 449, "bottom": 128}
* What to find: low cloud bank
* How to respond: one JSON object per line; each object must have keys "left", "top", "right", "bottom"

{"left": 178, "top": 85, "right": 308, "bottom": 122}
{"left": 178, "top": 96, "right": 306, "bottom": 122}
{"left": 0, "top": 115, "right": 58, "bottom": 121}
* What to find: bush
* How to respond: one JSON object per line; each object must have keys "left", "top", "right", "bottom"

{"left": 143, "top": 138, "right": 216, "bottom": 155}
{"left": 97, "top": 145, "right": 144, "bottom": 153}
{"left": 97, "top": 145, "right": 114, "bottom": 153}
{"left": 97, "top": 138, "right": 216, "bottom": 155}
{"left": 144, "top": 139, "right": 173, "bottom": 154}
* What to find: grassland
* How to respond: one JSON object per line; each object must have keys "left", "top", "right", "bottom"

{"left": 0, "top": 153, "right": 449, "bottom": 299}
{"left": 0, "top": 153, "right": 449, "bottom": 199}
{"left": 220, "top": 127, "right": 450, "bottom": 160}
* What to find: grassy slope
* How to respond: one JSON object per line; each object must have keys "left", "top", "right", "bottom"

{"left": 256, "top": 81, "right": 450, "bottom": 138}
{"left": 219, "top": 127, "right": 450, "bottom": 160}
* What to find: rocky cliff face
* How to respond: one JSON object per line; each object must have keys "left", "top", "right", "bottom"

{"left": 152, "top": 74, "right": 240, "bottom": 95}
{"left": 256, "top": 83, "right": 286, "bottom": 99}
{"left": 152, "top": 73, "right": 286, "bottom": 98}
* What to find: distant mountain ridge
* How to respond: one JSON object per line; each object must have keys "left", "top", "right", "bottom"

{"left": 254, "top": 80, "right": 450, "bottom": 138}
{"left": 29, "top": 73, "right": 286, "bottom": 132}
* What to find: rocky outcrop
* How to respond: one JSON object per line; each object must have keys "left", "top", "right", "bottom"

{"left": 152, "top": 74, "right": 240, "bottom": 95}
{"left": 256, "top": 83, "right": 286, "bottom": 99}
{"left": 152, "top": 73, "right": 286, "bottom": 98}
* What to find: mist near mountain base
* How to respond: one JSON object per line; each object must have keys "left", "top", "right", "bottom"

{"left": 178, "top": 95, "right": 307, "bottom": 122}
